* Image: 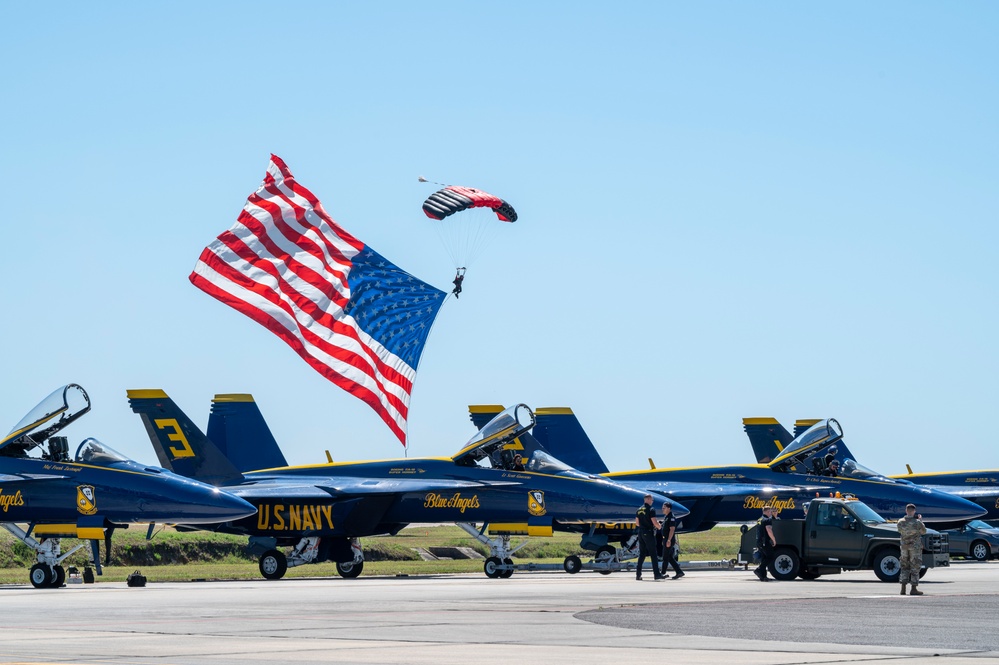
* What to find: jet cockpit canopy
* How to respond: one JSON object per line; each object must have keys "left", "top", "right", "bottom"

{"left": 769, "top": 418, "right": 843, "bottom": 472}
{"left": 75, "top": 438, "right": 130, "bottom": 466}
{"left": 1, "top": 384, "right": 91, "bottom": 458}
{"left": 838, "top": 458, "right": 893, "bottom": 482}
{"left": 452, "top": 404, "right": 535, "bottom": 467}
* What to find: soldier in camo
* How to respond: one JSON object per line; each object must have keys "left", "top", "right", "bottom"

{"left": 897, "top": 503, "right": 926, "bottom": 596}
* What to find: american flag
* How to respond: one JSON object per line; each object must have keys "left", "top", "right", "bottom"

{"left": 190, "top": 155, "right": 446, "bottom": 445}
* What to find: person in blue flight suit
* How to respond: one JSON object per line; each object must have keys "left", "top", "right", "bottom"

{"left": 635, "top": 494, "right": 664, "bottom": 581}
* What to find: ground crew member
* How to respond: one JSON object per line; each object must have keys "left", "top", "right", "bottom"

{"left": 897, "top": 503, "right": 926, "bottom": 595}
{"left": 659, "top": 502, "right": 684, "bottom": 579}
{"left": 634, "top": 494, "right": 664, "bottom": 581}
{"left": 754, "top": 505, "right": 776, "bottom": 581}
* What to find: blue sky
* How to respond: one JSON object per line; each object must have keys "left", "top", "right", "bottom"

{"left": 2, "top": 2, "right": 996, "bottom": 476}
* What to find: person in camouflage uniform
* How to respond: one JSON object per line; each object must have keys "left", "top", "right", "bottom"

{"left": 897, "top": 503, "right": 926, "bottom": 595}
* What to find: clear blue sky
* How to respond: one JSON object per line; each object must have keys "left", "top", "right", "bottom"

{"left": 2, "top": 2, "right": 996, "bottom": 475}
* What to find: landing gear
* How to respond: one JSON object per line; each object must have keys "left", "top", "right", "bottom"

{"left": 483, "top": 556, "right": 504, "bottom": 578}
{"left": 2, "top": 524, "right": 91, "bottom": 589}
{"left": 457, "top": 524, "right": 525, "bottom": 579}
{"left": 30, "top": 563, "right": 53, "bottom": 589}
{"left": 252, "top": 537, "right": 366, "bottom": 580}
{"left": 259, "top": 550, "right": 288, "bottom": 580}
{"left": 336, "top": 560, "right": 363, "bottom": 578}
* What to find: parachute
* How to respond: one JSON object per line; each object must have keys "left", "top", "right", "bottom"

{"left": 421, "top": 184, "right": 517, "bottom": 269}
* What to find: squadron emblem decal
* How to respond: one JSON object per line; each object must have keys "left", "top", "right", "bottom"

{"left": 77, "top": 485, "right": 97, "bottom": 515}
{"left": 528, "top": 490, "right": 546, "bottom": 516}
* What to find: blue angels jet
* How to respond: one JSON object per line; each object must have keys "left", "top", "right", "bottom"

{"left": 0, "top": 384, "right": 257, "bottom": 588}
{"left": 744, "top": 417, "right": 999, "bottom": 522}
{"left": 127, "top": 390, "right": 686, "bottom": 579}
{"left": 471, "top": 406, "right": 987, "bottom": 564}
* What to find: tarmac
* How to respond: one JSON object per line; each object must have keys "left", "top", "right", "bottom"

{"left": 0, "top": 560, "right": 996, "bottom": 665}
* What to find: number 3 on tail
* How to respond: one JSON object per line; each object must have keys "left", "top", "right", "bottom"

{"left": 154, "top": 418, "right": 195, "bottom": 459}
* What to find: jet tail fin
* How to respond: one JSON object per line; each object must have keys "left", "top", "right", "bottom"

{"left": 742, "top": 418, "right": 793, "bottom": 464}
{"left": 531, "top": 407, "right": 609, "bottom": 474}
{"left": 208, "top": 394, "right": 288, "bottom": 472}
{"left": 127, "top": 390, "right": 244, "bottom": 486}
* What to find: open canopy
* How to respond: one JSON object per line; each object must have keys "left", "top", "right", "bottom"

{"left": 1, "top": 384, "right": 91, "bottom": 456}
{"left": 769, "top": 418, "right": 843, "bottom": 471}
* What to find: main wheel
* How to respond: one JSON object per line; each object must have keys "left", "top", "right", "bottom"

{"left": 769, "top": 547, "right": 800, "bottom": 581}
{"left": 873, "top": 548, "right": 902, "bottom": 582}
{"left": 336, "top": 561, "right": 363, "bottom": 578}
{"left": 29, "top": 563, "right": 53, "bottom": 589}
{"left": 259, "top": 549, "right": 288, "bottom": 580}
{"left": 499, "top": 558, "right": 514, "bottom": 578}
{"left": 50, "top": 565, "right": 66, "bottom": 588}
{"left": 970, "top": 540, "right": 991, "bottom": 562}
{"left": 564, "top": 555, "right": 582, "bottom": 574}
{"left": 483, "top": 556, "right": 503, "bottom": 578}
{"left": 595, "top": 544, "right": 616, "bottom": 575}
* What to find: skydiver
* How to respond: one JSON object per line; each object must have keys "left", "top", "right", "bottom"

{"left": 452, "top": 267, "right": 465, "bottom": 298}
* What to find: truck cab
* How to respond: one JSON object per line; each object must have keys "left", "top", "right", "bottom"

{"left": 738, "top": 496, "right": 950, "bottom": 582}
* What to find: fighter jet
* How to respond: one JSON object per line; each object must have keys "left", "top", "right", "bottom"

{"left": 127, "top": 390, "right": 686, "bottom": 579}
{"left": 474, "top": 406, "right": 986, "bottom": 566}
{"left": 744, "top": 417, "right": 999, "bottom": 522}
{"left": 0, "top": 384, "right": 256, "bottom": 588}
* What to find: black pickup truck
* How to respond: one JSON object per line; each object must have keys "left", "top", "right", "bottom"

{"left": 739, "top": 497, "right": 950, "bottom": 582}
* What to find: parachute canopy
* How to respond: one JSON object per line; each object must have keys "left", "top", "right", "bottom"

{"left": 422, "top": 186, "right": 517, "bottom": 223}
{"left": 421, "top": 184, "right": 517, "bottom": 270}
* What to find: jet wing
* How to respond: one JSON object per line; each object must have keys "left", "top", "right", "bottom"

{"left": 922, "top": 485, "right": 999, "bottom": 499}
{"left": 232, "top": 477, "right": 518, "bottom": 500}
{"left": 620, "top": 480, "right": 826, "bottom": 499}
{"left": 0, "top": 473, "right": 72, "bottom": 483}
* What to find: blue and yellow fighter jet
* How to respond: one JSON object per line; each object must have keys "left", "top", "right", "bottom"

{"left": 127, "top": 390, "right": 686, "bottom": 580}
{"left": 744, "top": 417, "right": 999, "bottom": 522}
{"left": 0, "top": 384, "right": 257, "bottom": 588}
{"left": 473, "top": 406, "right": 987, "bottom": 569}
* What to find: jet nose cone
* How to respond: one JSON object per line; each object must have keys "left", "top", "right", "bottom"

{"left": 184, "top": 486, "right": 257, "bottom": 523}
{"left": 658, "top": 495, "right": 690, "bottom": 519}
{"left": 922, "top": 489, "right": 988, "bottom": 522}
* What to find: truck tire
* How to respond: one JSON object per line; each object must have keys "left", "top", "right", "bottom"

{"left": 970, "top": 540, "right": 990, "bottom": 562}
{"left": 769, "top": 547, "right": 800, "bottom": 581}
{"left": 872, "top": 547, "right": 901, "bottom": 582}
{"left": 797, "top": 570, "right": 821, "bottom": 580}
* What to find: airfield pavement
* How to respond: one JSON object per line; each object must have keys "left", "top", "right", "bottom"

{"left": 0, "top": 560, "right": 997, "bottom": 665}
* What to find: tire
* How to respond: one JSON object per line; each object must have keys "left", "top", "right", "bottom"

{"left": 50, "top": 565, "right": 66, "bottom": 588}
{"left": 739, "top": 524, "right": 749, "bottom": 534}
{"left": 483, "top": 556, "right": 503, "bottom": 579}
{"left": 595, "top": 544, "right": 615, "bottom": 575}
{"left": 769, "top": 547, "right": 800, "bottom": 581}
{"left": 29, "top": 563, "right": 53, "bottom": 589}
{"left": 970, "top": 540, "right": 990, "bottom": 562}
{"left": 499, "top": 558, "right": 514, "bottom": 578}
{"left": 563, "top": 555, "right": 582, "bottom": 574}
{"left": 918, "top": 567, "right": 928, "bottom": 579}
{"left": 797, "top": 571, "right": 821, "bottom": 580}
{"left": 336, "top": 561, "right": 363, "bottom": 578}
{"left": 258, "top": 549, "right": 288, "bottom": 580}
{"left": 872, "top": 547, "right": 902, "bottom": 583}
